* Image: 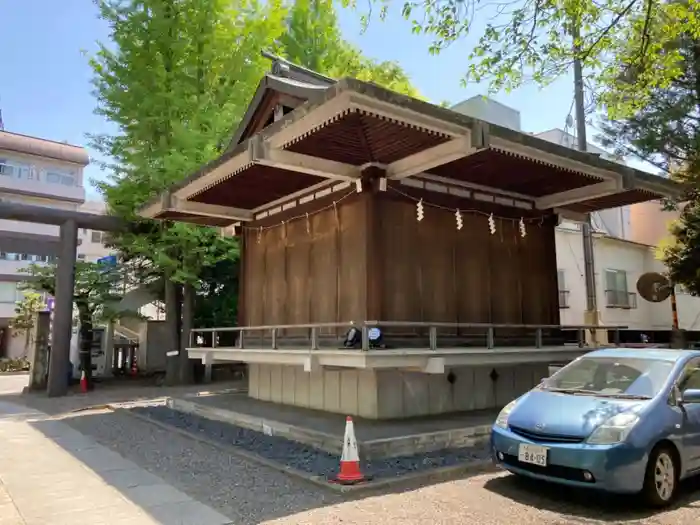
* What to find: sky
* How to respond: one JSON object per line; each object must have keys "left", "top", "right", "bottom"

{"left": 0, "top": 1, "right": 602, "bottom": 200}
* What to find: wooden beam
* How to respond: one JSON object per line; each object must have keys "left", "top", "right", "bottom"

{"left": 251, "top": 139, "right": 360, "bottom": 181}
{"left": 535, "top": 180, "right": 621, "bottom": 210}
{"left": 386, "top": 136, "right": 477, "bottom": 180}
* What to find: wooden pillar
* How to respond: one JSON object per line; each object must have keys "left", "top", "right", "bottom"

{"left": 362, "top": 167, "right": 384, "bottom": 322}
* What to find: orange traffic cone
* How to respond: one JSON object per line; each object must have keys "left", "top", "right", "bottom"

{"left": 334, "top": 416, "right": 366, "bottom": 485}
{"left": 80, "top": 370, "right": 88, "bottom": 393}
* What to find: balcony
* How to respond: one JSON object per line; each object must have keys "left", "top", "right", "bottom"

{"left": 0, "top": 166, "right": 85, "bottom": 203}
{"left": 605, "top": 290, "right": 638, "bottom": 309}
{"left": 0, "top": 219, "right": 59, "bottom": 238}
{"left": 558, "top": 289, "right": 570, "bottom": 308}
{"left": 0, "top": 257, "right": 53, "bottom": 278}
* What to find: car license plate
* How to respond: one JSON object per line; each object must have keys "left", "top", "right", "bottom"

{"left": 518, "top": 444, "right": 548, "bottom": 467}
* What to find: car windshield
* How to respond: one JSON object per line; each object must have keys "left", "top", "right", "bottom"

{"left": 542, "top": 356, "right": 675, "bottom": 399}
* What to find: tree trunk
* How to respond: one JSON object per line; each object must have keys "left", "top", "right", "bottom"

{"left": 164, "top": 277, "right": 181, "bottom": 385}
{"left": 179, "top": 282, "right": 194, "bottom": 384}
{"left": 76, "top": 301, "right": 94, "bottom": 390}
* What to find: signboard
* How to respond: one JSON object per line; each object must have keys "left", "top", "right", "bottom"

{"left": 46, "top": 297, "right": 55, "bottom": 312}
{"left": 97, "top": 255, "right": 117, "bottom": 267}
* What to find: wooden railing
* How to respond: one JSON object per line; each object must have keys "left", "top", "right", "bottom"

{"left": 189, "top": 321, "right": 626, "bottom": 352}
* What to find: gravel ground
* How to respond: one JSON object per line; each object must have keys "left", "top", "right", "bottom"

{"left": 37, "top": 400, "right": 700, "bottom": 525}
{"left": 132, "top": 405, "right": 491, "bottom": 479}
{"left": 259, "top": 471, "right": 700, "bottom": 525}
{"left": 8, "top": 375, "right": 699, "bottom": 525}
{"left": 63, "top": 408, "right": 344, "bottom": 524}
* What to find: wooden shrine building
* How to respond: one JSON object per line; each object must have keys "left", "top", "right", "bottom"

{"left": 141, "top": 57, "right": 682, "bottom": 419}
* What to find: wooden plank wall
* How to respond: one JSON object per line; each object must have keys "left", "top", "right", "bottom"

{"left": 241, "top": 195, "right": 367, "bottom": 332}
{"left": 240, "top": 190, "right": 560, "bottom": 340}
{"left": 377, "top": 196, "right": 560, "bottom": 328}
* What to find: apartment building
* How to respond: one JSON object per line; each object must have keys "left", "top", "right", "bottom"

{"left": 0, "top": 130, "right": 104, "bottom": 357}
{"left": 78, "top": 200, "right": 112, "bottom": 263}
{"left": 0, "top": 129, "right": 88, "bottom": 318}
{"left": 452, "top": 97, "right": 700, "bottom": 336}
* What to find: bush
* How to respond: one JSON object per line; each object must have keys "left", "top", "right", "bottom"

{"left": 0, "top": 358, "right": 30, "bottom": 373}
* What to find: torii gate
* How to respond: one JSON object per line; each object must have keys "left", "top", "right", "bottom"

{"left": 0, "top": 201, "right": 125, "bottom": 397}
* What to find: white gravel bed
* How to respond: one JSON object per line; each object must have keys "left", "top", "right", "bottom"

{"left": 63, "top": 409, "right": 344, "bottom": 524}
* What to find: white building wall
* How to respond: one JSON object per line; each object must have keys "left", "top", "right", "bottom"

{"left": 77, "top": 200, "right": 113, "bottom": 263}
{"left": 556, "top": 228, "right": 700, "bottom": 331}
{"left": 450, "top": 96, "right": 522, "bottom": 131}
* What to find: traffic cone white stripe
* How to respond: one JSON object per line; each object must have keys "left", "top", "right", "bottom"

{"left": 341, "top": 417, "right": 360, "bottom": 462}
{"left": 335, "top": 416, "right": 365, "bottom": 484}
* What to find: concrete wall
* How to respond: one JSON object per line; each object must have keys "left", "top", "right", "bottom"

{"left": 5, "top": 329, "right": 28, "bottom": 359}
{"left": 249, "top": 363, "right": 548, "bottom": 419}
{"left": 138, "top": 320, "right": 169, "bottom": 373}
{"left": 628, "top": 200, "right": 679, "bottom": 247}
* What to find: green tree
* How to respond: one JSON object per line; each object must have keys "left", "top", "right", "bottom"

{"left": 90, "top": 0, "right": 286, "bottom": 383}
{"left": 279, "top": 0, "right": 420, "bottom": 96}
{"left": 9, "top": 292, "right": 46, "bottom": 352}
{"left": 20, "top": 261, "right": 134, "bottom": 387}
{"left": 89, "top": 0, "right": 420, "bottom": 384}
{"left": 345, "top": 0, "right": 700, "bottom": 117}
{"left": 596, "top": 35, "right": 699, "bottom": 292}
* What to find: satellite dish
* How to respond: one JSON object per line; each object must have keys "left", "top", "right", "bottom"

{"left": 637, "top": 272, "right": 672, "bottom": 303}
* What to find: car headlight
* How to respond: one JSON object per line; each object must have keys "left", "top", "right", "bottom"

{"left": 586, "top": 412, "right": 640, "bottom": 445}
{"left": 495, "top": 399, "right": 518, "bottom": 429}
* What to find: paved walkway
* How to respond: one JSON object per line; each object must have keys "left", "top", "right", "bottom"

{"left": 0, "top": 400, "right": 233, "bottom": 525}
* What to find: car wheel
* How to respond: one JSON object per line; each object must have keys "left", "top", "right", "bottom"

{"left": 642, "top": 445, "right": 678, "bottom": 507}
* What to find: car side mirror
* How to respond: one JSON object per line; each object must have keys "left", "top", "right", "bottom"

{"left": 682, "top": 388, "right": 700, "bottom": 404}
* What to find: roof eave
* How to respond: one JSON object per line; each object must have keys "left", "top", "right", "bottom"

{"left": 140, "top": 76, "right": 683, "bottom": 217}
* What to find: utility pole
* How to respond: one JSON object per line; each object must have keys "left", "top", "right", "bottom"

{"left": 571, "top": 23, "right": 603, "bottom": 345}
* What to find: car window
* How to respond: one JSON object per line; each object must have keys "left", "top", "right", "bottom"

{"left": 679, "top": 360, "right": 700, "bottom": 390}
{"left": 545, "top": 356, "right": 675, "bottom": 398}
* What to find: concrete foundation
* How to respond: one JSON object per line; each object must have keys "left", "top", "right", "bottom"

{"left": 167, "top": 393, "right": 496, "bottom": 459}
{"left": 248, "top": 363, "right": 549, "bottom": 419}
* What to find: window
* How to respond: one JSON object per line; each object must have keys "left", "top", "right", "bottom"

{"left": 0, "top": 158, "right": 31, "bottom": 180}
{"left": 0, "top": 282, "right": 17, "bottom": 303}
{"left": 45, "top": 169, "right": 75, "bottom": 186}
{"left": 678, "top": 359, "right": 700, "bottom": 392}
{"left": 91, "top": 231, "right": 102, "bottom": 243}
{"left": 15, "top": 288, "right": 27, "bottom": 303}
{"left": 605, "top": 269, "right": 637, "bottom": 308}
{"left": 557, "top": 269, "right": 569, "bottom": 308}
{"left": 77, "top": 254, "right": 86, "bottom": 260}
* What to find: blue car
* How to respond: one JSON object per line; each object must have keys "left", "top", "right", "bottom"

{"left": 491, "top": 348, "right": 700, "bottom": 507}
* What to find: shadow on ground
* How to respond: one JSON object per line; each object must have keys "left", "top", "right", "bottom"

{"left": 484, "top": 472, "right": 700, "bottom": 523}
{"left": 6, "top": 373, "right": 700, "bottom": 524}
{"left": 24, "top": 406, "right": 494, "bottom": 524}
{"left": 0, "top": 375, "right": 487, "bottom": 524}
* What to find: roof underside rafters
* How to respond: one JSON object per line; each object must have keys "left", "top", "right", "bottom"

{"left": 140, "top": 76, "right": 684, "bottom": 228}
